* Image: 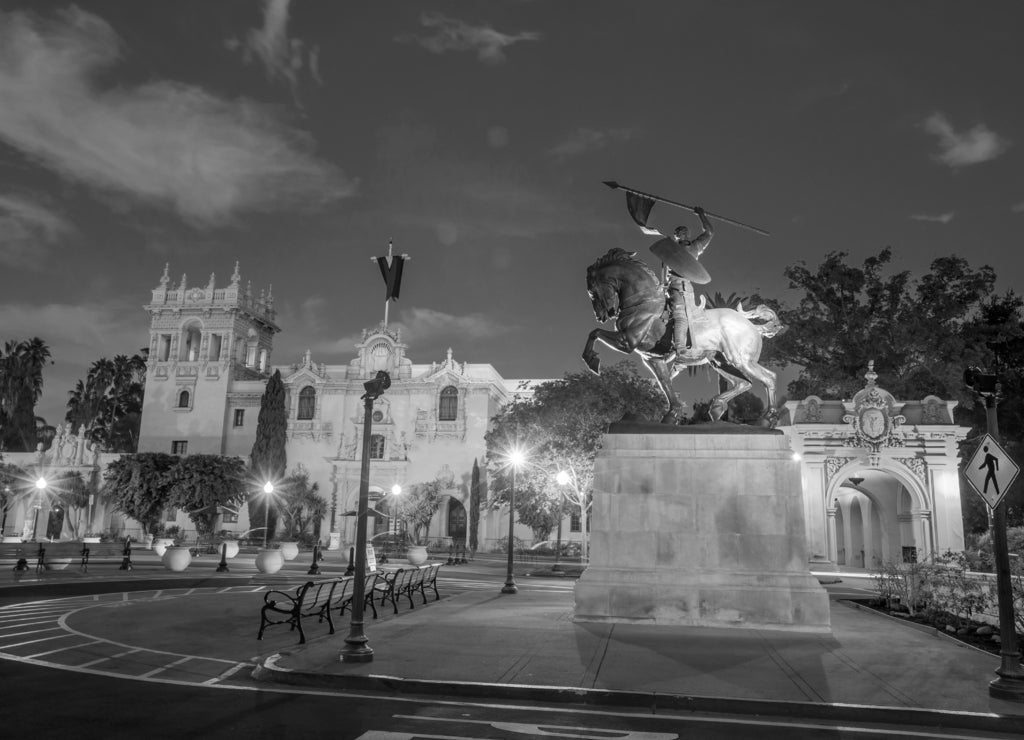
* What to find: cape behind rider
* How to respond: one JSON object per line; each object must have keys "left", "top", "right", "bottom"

{"left": 666, "top": 206, "right": 714, "bottom": 352}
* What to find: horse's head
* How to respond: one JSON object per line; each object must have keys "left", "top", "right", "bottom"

{"left": 586, "top": 263, "right": 620, "bottom": 323}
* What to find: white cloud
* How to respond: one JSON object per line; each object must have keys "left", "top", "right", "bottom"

{"left": 225, "top": 0, "right": 321, "bottom": 104}
{"left": 315, "top": 307, "right": 512, "bottom": 357}
{"left": 923, "top": 112, "right": 1009, "bottom": 168}
{"left": 910, "top": 211, "right": 955, "bottom": 224}
{"left": 397, "top": 13, "right": 541, "bottom": 64}
{"left": 547, "top": 128, "right": 635, "bottom": 161}
{"left": 0, "top": 193, "right": 72, "bottom": 268}
{"left": 0, "top": 7, "right": 354, "bottom": 227}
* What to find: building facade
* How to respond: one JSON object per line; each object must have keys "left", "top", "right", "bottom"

{"left": 134, "top": 263, "right": 545, "bottom": 550}
{"left": 780, "top": 362, "right": 970, "bottom": 569}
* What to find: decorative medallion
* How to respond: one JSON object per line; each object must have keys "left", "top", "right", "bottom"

{"left": 843, "top": 361, "right": 906, "bottom": 454}
{"left": 188, "top": 287, "right": 204, "bottom": 302}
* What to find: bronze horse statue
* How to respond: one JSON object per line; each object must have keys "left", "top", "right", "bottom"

{"left": 582, "top": 248, "right": 783, "bottom": 426}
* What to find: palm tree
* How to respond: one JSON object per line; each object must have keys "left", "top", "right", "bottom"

{"left": 0, "top": 338, "right": 53, "bottom": 451}
{"left": 64, "top": 350, "right": 148, "bottom": 452}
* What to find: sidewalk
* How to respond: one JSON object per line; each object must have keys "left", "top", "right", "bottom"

{"left": 253, "top": 570, "right": 1024, "bottom": 735}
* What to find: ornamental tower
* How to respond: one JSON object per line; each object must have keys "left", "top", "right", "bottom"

{"left": 137, "top": 262, "right": 279, "bottom": 455}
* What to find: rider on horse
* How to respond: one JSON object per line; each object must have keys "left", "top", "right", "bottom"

{"left": 666, "top": 206, "right": 713, "bottom": 352}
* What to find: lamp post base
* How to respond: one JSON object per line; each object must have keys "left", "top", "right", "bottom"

{"left": 501, "top": 580, "right": 518, "bottom": 594}
{"left": 990, "top": 667, "right": 1024, "bottom": 702}
{"left": 340, "top": 635, "right": 374, "bottom": 663}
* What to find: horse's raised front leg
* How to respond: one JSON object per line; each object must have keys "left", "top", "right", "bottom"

{"left": 582, "top": 327, "right": 640, "bottom": 376}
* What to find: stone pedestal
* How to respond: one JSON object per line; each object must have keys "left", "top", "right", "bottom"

{"left": 574, "top": 427, "right": 831, "bottom": 632}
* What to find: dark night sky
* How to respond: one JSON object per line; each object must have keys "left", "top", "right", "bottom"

{"left": 1, "top": 1, "right": 1022, "bottom": 423}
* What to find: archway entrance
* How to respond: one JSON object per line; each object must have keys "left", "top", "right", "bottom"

{"left": 447, "top": 498, "right": 467, "bottom": 540}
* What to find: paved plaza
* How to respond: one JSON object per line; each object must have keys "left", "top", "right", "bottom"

{"left": 1, "top": 549, "right": 1024, "bottom": 735}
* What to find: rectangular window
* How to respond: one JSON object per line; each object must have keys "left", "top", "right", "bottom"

{"left": 158, "top": 334, "right": 172, "bottom": 362}
{"left": 233, "top": 409, "right": 244, "bottom": 427}
{"left": 171, "top": 440, "right": 188, "bottom": 455}
{"left": 165, "top": 508, "right": 177, "bottom": 522}
{"left": 220, "top": 509, "right": 239, "bottom": 524}
{"left": 369, "top": 434, "right": 385, "bottom": 460}
{"left": 209, "top": 334, "right": 222, "bottom": 361}
{"left": 570, "top": 511, "right": 581, "bottom": 533}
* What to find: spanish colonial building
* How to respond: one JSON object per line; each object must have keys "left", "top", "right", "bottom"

{"left": 125, "top": 263, "right": 547, "bottom": 549}
{"left": 780, "top": 362, "right": 970, "bottom": 569}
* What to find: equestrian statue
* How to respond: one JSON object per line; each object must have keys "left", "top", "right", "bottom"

{"left": 583, "top": 183, "right": 782, "bottom": 427}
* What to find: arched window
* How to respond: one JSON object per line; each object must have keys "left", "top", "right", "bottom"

{"left": 439, "top": 386, "right": 458, "bottom": 421}
{"left": 177, "top": 389, "right": 190, "bottom": 408}
{"left": 297, "top": 386, "right": 316, "bottom": 420}
{"left": 369, "top": 434, "right": 385, "bottom": 460}
{"left": 180, "top": 323, "right": 202, "bottom": 362}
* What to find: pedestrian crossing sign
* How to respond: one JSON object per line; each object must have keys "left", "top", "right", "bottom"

{"left": 964, "top": 434, "right": 1020, "bottom": 509}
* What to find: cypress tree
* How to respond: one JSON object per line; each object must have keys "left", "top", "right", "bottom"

{"left": 469, "top": 457, "right": 481, "bottom": 552}
{"left": 249, "top": 369, "right": 287, "bottom": 542}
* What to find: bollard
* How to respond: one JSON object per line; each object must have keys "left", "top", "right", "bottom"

{"left": 456, "top": 543, "right": 466, "bottom": 565}
{"left": 345, "top": 546, "right": 355, "bottom": 576}
{"left": 446, "top": 544, "right": 454, "bottom": 566}
{"left": 307, "top": 543, "right": 321, "bottom": 575}
{"left": 120, "top": 537, "right": 133, "bottom": 571}
{"left": 216, "top": 541, "right": 229, "bottom": 573}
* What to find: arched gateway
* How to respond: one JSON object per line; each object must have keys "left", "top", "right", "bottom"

{"left": 780, "top": 362, "right": 970, "bottom": 570}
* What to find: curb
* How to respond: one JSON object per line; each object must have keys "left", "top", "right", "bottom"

{"left": 251, "top": 653, "right": 1024, "bottom": 734}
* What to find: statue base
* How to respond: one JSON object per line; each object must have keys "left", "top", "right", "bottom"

{"left": 574, "top": 429, "right": 831, "bottom": 632}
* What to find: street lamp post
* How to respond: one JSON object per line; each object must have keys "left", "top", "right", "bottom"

{"left": 32, "top": 477, "right": 47, "bottom": 541}
{"left": 965, "top": 367, "right": 1024, "bottom": 702}
{"left": 501, "top": 449, "right": 525, "bottom": 594}
{"left": 261, "top": 481, "right": 274, "bottom": 548}
{"left": 341, "top": 370, "right": 390, "bottom": 664}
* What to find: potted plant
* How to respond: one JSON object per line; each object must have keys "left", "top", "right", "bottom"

{"left": 385, "top": 481, "right": 441, "bottom": 566}
{"left": 255, "top": 544, "right": 284, "bottom": 574}
{"left": 276, "top": 466, "right": 327, "bottom": 562}
{"left": 154, "top": 525, "right": 179, "bottom": 556}
{"left": 162, "top": 543, "right": 192, "bottom": 571}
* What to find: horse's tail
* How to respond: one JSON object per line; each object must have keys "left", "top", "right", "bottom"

{"left": 737, "top": 303, "right": 785, "bottom": 338}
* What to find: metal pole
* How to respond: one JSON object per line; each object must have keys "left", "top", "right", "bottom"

{"left": 984, "top": 394, "right": 1024, "bottom": 701}
{"left": 341, "top": 394, "right": 376, "bottom": 662}
{"left": 603, "top": 180, "right": 771, "bottom": 237}
{"left": 554, "top": 494, "right": 565, "bottom": 569}
{"left": 501, "top": 465, "right": 518, "bottom": 594}
{"left": 263, "top": 499, "right": 269, "bottom": 549}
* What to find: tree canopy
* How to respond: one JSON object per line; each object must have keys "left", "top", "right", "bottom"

{"left": 101, "top": 452, "right": 179, "bottom": 536}
{"left": 249, "top": 369, "right": 287, "bottom": 539}
{"left": 0, "top": 338, "right": 53, "bottom": 451}
{"left": 383, "top": 480, "right": 441, "bottom": 546}
{"left": 277, "top": 465, "right": 327, "bottom": 541}
{"left": 65, "top": 352, "right": 148, "bottom": 452}
{"left": 164, "top": 454, "right": 247, "bottom": 536}
{"left": 485, "top": 362, "right": 665, "bottom": 554}
{"left": 766, "top": 248, "right": 998, "bottom": 402}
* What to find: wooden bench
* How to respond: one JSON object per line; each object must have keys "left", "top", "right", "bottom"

{"left": 257, "top": 578, "right": 343, "bottom": 644}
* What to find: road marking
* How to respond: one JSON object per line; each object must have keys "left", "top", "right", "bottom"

{"left": 204, "top": 661, "right": 254, "bottom": 685}
{"left": 79, "top": 647, "right": 141, "bottom": 668}
{"left": 140, "top": 654, "right": 193, "bottom": 678}
{"left": 26, "top": 639, "right": 103, "bottom": 659}
{"left": 0, "top": 631, "right": 65, "bottom": 650}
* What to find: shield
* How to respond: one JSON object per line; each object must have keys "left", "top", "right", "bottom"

{"left": 649, "top": 238, "right": 711, "bottom": 284}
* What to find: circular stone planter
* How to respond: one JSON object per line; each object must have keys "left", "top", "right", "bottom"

{"left": 220, "top": 540, "right": 240, "bottom": 559}
{"left": 83, "top": 536, "right": 101, "bottom": 544}
{"left": 255, "top": 548, "right": 285, "bottom": 574}
{"left": 162, "top": 546, "right": 192, "bottom": 572}
{"left": 2, "top": 536, "right": 23, "bottom": 543}
{"left": 153, "top": 538, "right": 175, "bottom": 557}
{"left": 48, "top": 557, "right": 73, "bottom": 571}
{"left": 278, "top": 541, "right": 299, "bottom": 561}
{"left": 406, "top": 545, "right": 428, "bottom": 566}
